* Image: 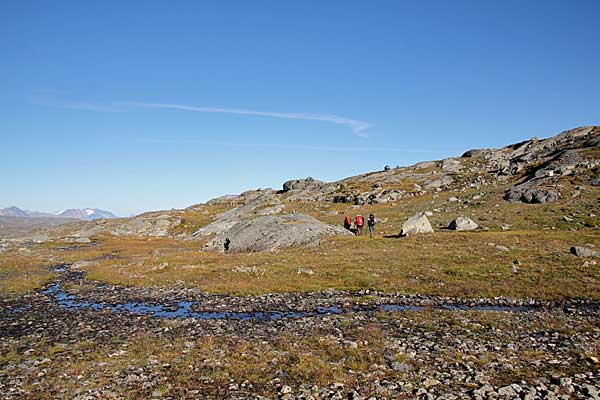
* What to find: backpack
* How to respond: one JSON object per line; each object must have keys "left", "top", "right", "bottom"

{"left": 344, "top": 216, "right": 351, "bottom": 226}
{"left": 356, "top": 215, "right": 364, "bottom": 227}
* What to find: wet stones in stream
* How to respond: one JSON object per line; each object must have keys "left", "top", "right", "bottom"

{"left": 1, "top": 265, "right": 599, "bottom": 399}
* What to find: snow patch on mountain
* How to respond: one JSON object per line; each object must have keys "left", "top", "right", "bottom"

{"left": 1, "top": 207, "right": 118, "bottom": 221}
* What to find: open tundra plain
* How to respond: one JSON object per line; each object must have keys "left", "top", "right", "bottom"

{"left": 1, "top": 127, "right": 600, "bottom": 399}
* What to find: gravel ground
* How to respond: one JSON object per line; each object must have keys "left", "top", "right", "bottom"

{"left": 1, "top": 267, "right": 599, "bottom": 399}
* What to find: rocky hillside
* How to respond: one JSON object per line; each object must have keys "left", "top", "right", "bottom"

{"left": 17, "top": 126, "right": 600, "bottom": 251}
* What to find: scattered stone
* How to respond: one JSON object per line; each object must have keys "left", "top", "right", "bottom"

{"left": 297, "top": 267, "right": 314, "bottom": 275}
{"left": 511, "top": 260, "right": 521, "bottom": 273}
{"left": 497, "top": 385, "right": 518, "bottom": 397}
{"left": 280, "top": 385, "right": 293, "bottom": 394}
{"left": 571, "top": 246, "right": 600, "bottom": 258}
{"left": 505, "top": 188, "right": 561, "bottom": 204}
{"left": 72, "top": 260, "right": 100, "bottom": 269}
{"left": 232, "top": 266, "right": 259, "bottom": 274}
{"left": 422, "top": 378, "right": 440, "bottom": 388}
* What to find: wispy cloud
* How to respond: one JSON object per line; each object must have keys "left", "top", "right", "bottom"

{"left": 122, "top": 102, "right": 374, "bottom": 137}
{"left": 141, "top": 138, "right": 454, "bottom": 154}
{"left": 30, "top": 94, "right": 374, "bottom": 137}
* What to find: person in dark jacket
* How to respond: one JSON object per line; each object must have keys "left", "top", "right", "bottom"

{"left": 224, "top": 237, "right": 231, "bottom": 253}
{"left": 367, "top": 213, "right": 376, "bottom": 238}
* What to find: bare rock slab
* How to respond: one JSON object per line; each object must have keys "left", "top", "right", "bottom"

{"left": 204, "top": 213, "right": 352, "bottom": 252}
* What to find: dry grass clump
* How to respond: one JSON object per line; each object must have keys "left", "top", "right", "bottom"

{"left": 0, "top": 253, "right": 55, "bottom": 296}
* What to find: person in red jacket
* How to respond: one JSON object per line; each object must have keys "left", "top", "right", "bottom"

{"left": 355, "top": 214, "right": 364, "bottom": 236}
{"left": 343, "top": 215, "right": 352, "bottom": 231}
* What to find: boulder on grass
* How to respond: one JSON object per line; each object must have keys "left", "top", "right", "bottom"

{"left": 401, "top": 213, "right": 434, "bottom": 236}
{"left": 448, "top": 216, "right": 479, "bottom": 231}
{"left": 504, "top": 188, "right": 560, "bottom": 204}
{"left": 571, "top": 246, "right": 600, "bottom": 258}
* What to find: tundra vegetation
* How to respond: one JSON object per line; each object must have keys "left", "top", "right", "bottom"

{"left": 1, "top": 127, "right": 599, "bottom": 399}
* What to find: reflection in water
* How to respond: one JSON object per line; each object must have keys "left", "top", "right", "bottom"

{"left": 41, "top": 282, "right": 535, "bottom": 321}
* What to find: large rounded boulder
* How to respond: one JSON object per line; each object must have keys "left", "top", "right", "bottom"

{"left": 204, "top": 213, "right": 352, "bottom": 252}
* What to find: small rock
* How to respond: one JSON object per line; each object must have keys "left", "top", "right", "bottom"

{"left": 583, "top": 385, "right": 599, "bottom": 399}
{"left": 511, "top": 260, "right": 521, "bottom": 273}
{"left": 497, "top": 385, "right": 517, "bottom": 397}
{"left": 571, "top": 246, "right": 600, "bottom": 258}
{"left": 297, "top": 267, "right": 314, "bottom": 275}
{"left": 422, "top": 378, "right": 440, "bottom": 388}
{"left": 280, "top": 385, "right": 293, "bottom": 394}
{"left": 390, "top": 362, "right": 412, "bottom": 372}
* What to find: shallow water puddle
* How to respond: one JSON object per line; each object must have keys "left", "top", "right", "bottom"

{"left": 41, "top": 282, "right": 535, "bottom": 321}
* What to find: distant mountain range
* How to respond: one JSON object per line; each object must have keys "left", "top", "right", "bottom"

{"left": 0, "top": 206, "right": 118, "bottom": 221}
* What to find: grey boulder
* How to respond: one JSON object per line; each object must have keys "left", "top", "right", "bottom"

{"left": 401, "top": 213, "right": 434, "bottom": 236}
{"left": 448, "top": 216, "right": 479, "bottom": 231}
{"left": 282, "top": 177, "right": 325, "bottom": 192}
{"left": 505, "top": 188, "right": 560, "bottom": 204}
{"left": 204, "top": 213, "right": 352, "bottom": 252}
{"left": 571, "top": 246, "right": 600, "bottom": 258}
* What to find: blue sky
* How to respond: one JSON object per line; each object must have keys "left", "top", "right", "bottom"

{"left": 1, "top": 1, "right": 599, "bottom": 216}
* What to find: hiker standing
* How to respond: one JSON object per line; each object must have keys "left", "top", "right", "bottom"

{"left": 355, "top": 214, "right": 364, "bottom": 236}
{"left": 224, "top": 238, "right": 231, "bottom": 253}
{"left": 367, "top": 213, "right": 376, "bottom": 238}
{"left": 343, "top": 215, "right": 352, "bottom": 231}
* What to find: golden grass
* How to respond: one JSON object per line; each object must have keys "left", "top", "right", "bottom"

{"left": 2, "top": 171, "right": 598, "bottom": 300}
{"left": 71, "top": 229, "right": 600, "bottom": 300}
{"left": 0, "top": 253, "right": 55, "bottom": 296}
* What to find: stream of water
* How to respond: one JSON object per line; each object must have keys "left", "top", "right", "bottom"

{"left": 41, "top": 282, "right": 535, "bottom": 321}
